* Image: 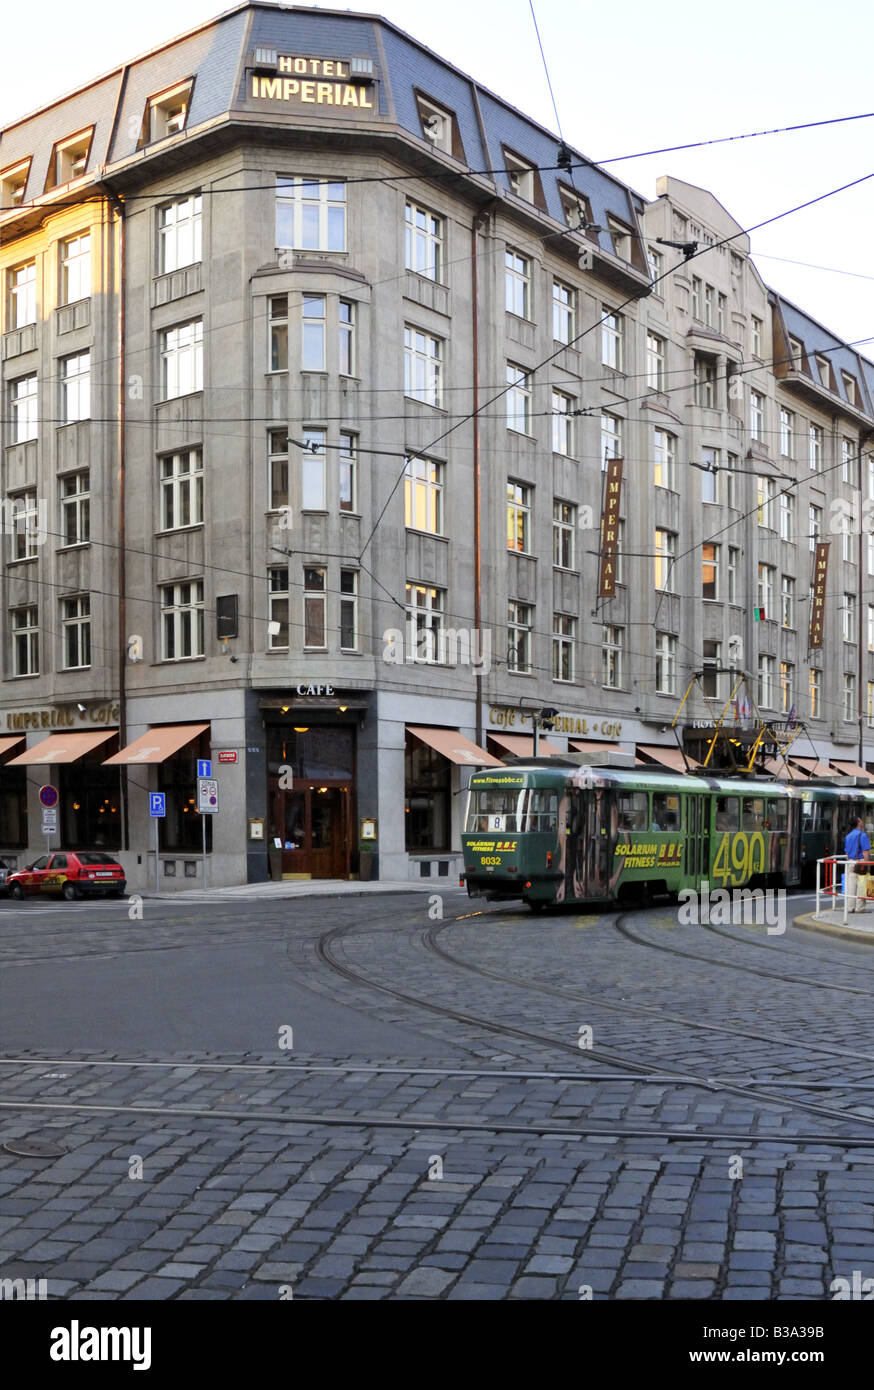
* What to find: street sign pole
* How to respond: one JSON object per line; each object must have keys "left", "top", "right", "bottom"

{"left": 155, "top": 816, "right": 159, "bottom": 893}
{"left": 202, "top": 812, "right": 207, "bottom": 893}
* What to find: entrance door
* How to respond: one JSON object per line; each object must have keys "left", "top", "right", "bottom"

{"left": 275, "top": 784, "right": 350, "bottom": 879}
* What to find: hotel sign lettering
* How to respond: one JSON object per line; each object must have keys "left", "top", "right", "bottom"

{"left": 488, "top": 707, "right": 622, "bottom": 740}
{"left": 599, "top": 458, "right": 623, "bottom": 598}
{"left": 808, "top": 541, "right": 829, "bottom": 650}
{"left": 251, "top": 57, "right": 375, "bottom": 108}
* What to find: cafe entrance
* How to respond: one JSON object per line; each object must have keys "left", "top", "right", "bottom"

{"left": 273, "top": 783, "right": 351, "bottom": 878}
{"left": 266, "top": 720, "right": 356, "bottom": 879}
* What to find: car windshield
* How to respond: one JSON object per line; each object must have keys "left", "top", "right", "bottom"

{"left": 76, "top": 853, "right": 119, "bottom": 866}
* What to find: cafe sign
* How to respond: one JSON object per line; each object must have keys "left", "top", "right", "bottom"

{"left": 488, "top": 706, "right": 622, "bottom": 740}
{"left": 6, "top": 703, "right": 119, "bottom": 731}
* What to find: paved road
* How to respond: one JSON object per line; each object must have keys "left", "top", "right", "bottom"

{"left": 1, "top": 888, "right": 873, "bottom": 1300}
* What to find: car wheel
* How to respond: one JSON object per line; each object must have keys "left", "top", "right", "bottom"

{"left": 9, "top": 883, "right": 24, "bottom": 901}
{"left": 62, "top": 882, "right": 79, "bottom": 901}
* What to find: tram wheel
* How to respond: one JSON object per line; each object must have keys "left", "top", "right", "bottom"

{"left": 527, "top": 901, "right": 546, "bottom": 914}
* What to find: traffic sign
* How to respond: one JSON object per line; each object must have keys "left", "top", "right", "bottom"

{"left": 41, "top": 809, "right": 58, "bottom": 833}
{"left": 39, "top": 785, "right": 59, "bottom": 809}
{"left": 149, "top": 792, "right": 166, "bottom": 818}
{"left": 217, "top": 750, "right": 237, "bottom": 764}
{"left": 197, "top": 760, "right": 212, "bottom": 778}
{"left": 197, "top": 777, "right": 219, "bottom": 814}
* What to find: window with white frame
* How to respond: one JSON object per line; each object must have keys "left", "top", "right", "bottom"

{"left": 809, "top": 667, "right": 821, "bottom": 718}
{"left": 268, "top": 568, "right": 289, "bottom": 648}
{"left": 340, "top": 570, "right": 358, "bottom": 651}
{"left": 600, "top": 411, "right": 621, "bottom": 469}
{"left": 868, "top": 603, "right": 874, "bottom": 653}
{"left": 405, "top": 201, "right": 443, "bottom": 281}
{"left": 704, "top": 284, "right": 714, "bottom": 327}
{"left": 505, "top": 248, "right": 531, "bottom": 318}
{"left": 339, "top": 300, "right": 355, "bottom": 376}
{"left": 303, "top": 566, "right": 327, "bottom": 648}
{"left": 301, "top": 295, "right": 326, "bottom": 371}
{"left": 757, "top": 475, "right": 775, "bottom": 528}
{"left": 504, "top": 150, "right": 536, "bottom": 202}
{"left": 60, "top": 470, "right": 90, "bottom": 545}
{"left": 646, "top": 333, "right": 665, "bottom": 390}
{"left": 145, "top": 83, "right": 191, "bottom": 143}
{"left": 508, "top": 601, "right": 533, "bottom": 673}
{"left": 816, "top": 354, "right": 832, "bottom": 390}
{"left": 779, "top": 408, "right": 794, "bottom": 456}
{"left": 701, "top": 543, "right": 719, "bottom": 601}
{"left": 758, "top": 654, "right": 775, "bottom": 708}
{"left": 11, "top": 606, "right": 38, "bottom": 676}
{"left": 701, "top": 446, "right": 719, "bottom": 503}
{"left": 552, "top": 279, "right": 575, "bottom": 344}
{"left": 868, "top": 454, "right": 874, "bottom": 499}
{"left": 9, "top": 490, "right": 38, "bottom": 560}
{"left": 553, "top": 500, "right": 576, "bottom": 569}
{"left": 406, "top": 582, "right": 445, "bottom": 663}
{"left": 702, "top": 640, "right": 723, "bottom": 698}
{"left": 725, "top": 453, "right": 739, "bottom": 509}
{"left": 809, "top": 423, "right": 822, "bottom": 472}
{"left": 161, "top": 319, "right": 203, "bottom": 399}
{"left": 654, "top": 428, "right": 677, "bottom": 490}
{"left": 781, "top": 575, "right": 795, "bottom": 629}
{"left": 1, "top": 160, "right": 30, "bottom": 209}
{"left": 695, "top": 356, "right": 716, "bottom": 408}
{"left": 339, "top": 431, "right": 357, "bottom": 513}
{"left": 717, "top": 293, "right": 727, "bottom": 335}
{"left": 844, "top": 671, "right": 857, "bottom": 722}
{"left": 654, "top": 529, "right": 677, "bottom": 592}
{"left": 601, "top": 307, "right": 623, "bottom": 370}
{"left": 602, "top": 626, "right": 624, "bottom": 688}
{"left": 558, "top": 186, "right": 589, "bottom": 231}
{"left": 46, "top": 129, "right": 92, "bottom": 188}
{"left": 727, "top": 546, "right": 739, "bottom": 604}
{"left": 60, "top": 352, "right": 90, "bottom": 423}
{"left": 61, "top": 595, "right": 91, "bottom": 669}
{"left": 506, "top": 363, "right": 531, "bottom": 434}
{"left": 301, "top": 427, "right": 327, "bottom": 510}
{"left": 780, "top": 661, "right": 794, "bottom": 715}
{"left": 607, "top": 217, "right": 631, "bottom": 260}
{"left": 757, "top": 563, "right": 775, "bottom": 618}
{"left": 843, "top": 371, "right": 859, "bottom": 406}
{"left": 268, "top": 430, "right": 288, "bottom": 510}
{"left": 159, "top": 194, "right": 202, "bottom": 273}
{"left": 60, "top": 233, "right": 90, "bottom": 305}
{"left": 843, "top": 593, "right": 857, "bottom": 643}
{"left": 9, "top": 374, "right": 37, "bottom": 442}
{"left": 160, "top": 449, "right": 203, "bottom": 530}
{"left": 9, "top": 261, "right": 36, "bottom": 328}
{"left": 405, "top": 456, "right": 443, "bottom": 534}
{"left": 416, "top": 95, "right": 454, "bottom": 154}
{"left": 869, "top": 680, "right": 874, "bottom": 727}
{"left": 269, "top": 296, "right": 288, "bottom": 371}
{"left": 691, "top": 277, "right": 702, "bottom": 320}
{"left": 552, "top": 614, "right": 575, "bottom": 682}
{"left": 275, "top": 177, "right": 346, "bottom": 250}
{"left": 161, "top": 580, "right": 204, "bottom": 660}
{"left": 551, "top": 389, "right": 573, "bottom": 456}
{"left": 655, "top": 632, "right": 677, "bottom": 694}
{"left": 647, "top": 245, "right": 663, "bottom": 280}
{"left": 750, "top": 390, "right": 764, "bottom": 441}
{"left": 751, "top": 316, "right": 763, "bottom": 357}
{"left": 507, "top": 481, "right": 531, "bottom": 553}
{"left": 404, "top": 326, "right": 443, "bottom": 407}
{"left": 809, "top": 503, "right": 822, "bottom": 553}
{"left": 779, "top": 489, "right": 794, "bottom": 541}
{"left": 843, "top": 525, "right": 854, "bottom": 564}
{"left": 842, "top": 437, "right": 856, "bottom": 484}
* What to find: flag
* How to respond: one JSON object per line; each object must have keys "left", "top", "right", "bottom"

{"left": 788, "top": 704, "right": 797, "bottom": 726}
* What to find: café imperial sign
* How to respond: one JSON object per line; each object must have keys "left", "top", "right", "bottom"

{"left": 489, "top": 706, "right": 623, "bottom": 740}
{"left": 250, "top": 56, "right": 376, "bottom": 109}
{"left": 6, "top": 703, "right": 119, "bottom": 731}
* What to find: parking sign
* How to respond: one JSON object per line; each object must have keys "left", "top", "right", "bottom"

{"left": 149, "top": 793, "right": 166, "bottom": 818}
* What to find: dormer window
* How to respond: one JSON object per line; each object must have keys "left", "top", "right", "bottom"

{"left": 45, "top": 130, "right": 93, "bottom": 191}
{"left": 1, "top": 159, "right": 31, "bottom": 209}
{"left": 414, "top": 93, "right": 455, "bottom": 156}
{"left": 607, "top": 216, "right": 632, "bottom": 261}
{"left": 842, "top": 370, "right": 859, "bottom": 406}
{"left": 141, "top": 81, "right": 193, "bottom": 146}
{"left": 503, "top": 149, "right": 535, "bottom": 202}
{"left": 816, "top": 354, "right": 833, "bottom": 391}
{"left": 788, "top": 337, "right": 805, "bottom": 371}
{"left": 559, "top": 185, "right": 591, "bottom": 233}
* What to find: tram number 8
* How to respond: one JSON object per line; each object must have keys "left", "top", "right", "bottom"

{"left": 712, "top": 831, "right": 767, "bottom": 885}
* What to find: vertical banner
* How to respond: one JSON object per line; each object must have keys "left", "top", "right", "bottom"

{"left": 808, "top": 541, "right": 829, "bottom": 649}
{"left": 598, "top": 458, "right": 623, "bottom": 598}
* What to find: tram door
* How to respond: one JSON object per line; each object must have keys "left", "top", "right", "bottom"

{"left": 687, "top": 794, "right": 708, "bottom": 884}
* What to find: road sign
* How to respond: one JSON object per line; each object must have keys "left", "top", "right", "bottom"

{"left": 197, "top": 777, "right": 219, "bottom": 814}
{"left": 41, "top": 809, "right": 58, "bottom": 833}
{"left": 39, "top": 785, "right": 59, "bottom": 809}
{"left": 217, "top": 750, "right": 237, "bottom": 764}
{"left": 149, "top": 792, "right": 166, "bottom": 818}
{"left": 197, "top": 759, "right": 212, "bottom": 778}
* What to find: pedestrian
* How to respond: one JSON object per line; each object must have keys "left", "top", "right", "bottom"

{"left": 844, "top": 817, "right": 872, "bottom": 912}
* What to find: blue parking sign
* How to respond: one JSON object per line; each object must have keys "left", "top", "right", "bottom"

{"left": 197, "top": 760, "right": 212, "bottom": 778}
{"left": 149, "top": 793, "right": 166, "bottom": 818}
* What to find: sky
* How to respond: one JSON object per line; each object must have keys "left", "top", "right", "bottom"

{"left": 3, "top": 0, "right": 874, "bottom": 350}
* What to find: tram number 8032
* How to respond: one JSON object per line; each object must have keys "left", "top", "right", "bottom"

{"left": 712, "top": 830, "right": 767, "bottom": 886}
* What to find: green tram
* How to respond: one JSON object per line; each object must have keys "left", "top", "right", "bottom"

{"left": 461, "top": 760, "right": 803, "bottom": 910}
{"left": 799, "top": 784, "right": 874, "bottom": 884}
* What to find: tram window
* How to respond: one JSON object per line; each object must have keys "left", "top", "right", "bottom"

{"left": 714, "top": 796, "right": 739, "bottom": 831}
{"left": 467, "top": 788, "right": 525, "bottom": 832}
{"left": 652, "top": 793, "right": 681, "bottom": 831}
{"left": 525, "top": 791, "right": 558, "bottom": 832}
{"left": 617, "top": 791, "right": 648, "bottom": 831}
{"left": 768, "top": 799, "right": 788, "bottom": 831}
{"left": 742, "top": 797, "right": 765, "bottom": 830}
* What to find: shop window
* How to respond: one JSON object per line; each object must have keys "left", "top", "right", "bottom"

{"left": 405, "top": 734, "right": 449, "bottom": 852}
{"left": 158, "top": 747, "right": 212, "bottom": 852}
{"left": 0, "top": 768, "right": 27, "bottom": 845}
{"left": 59, "top": 763, "right": 121, "bottom": 849}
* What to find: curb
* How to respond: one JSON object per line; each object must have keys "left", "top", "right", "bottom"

{"left": 793, "top": 911, "right": 874, "bottom": 945}
{"left": 137, "top": 885, "right": 449, "bottom": 903}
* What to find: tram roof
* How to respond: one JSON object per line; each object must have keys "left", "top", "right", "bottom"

{"left": 472, "top": 761, "right": 795, "bottom": 795}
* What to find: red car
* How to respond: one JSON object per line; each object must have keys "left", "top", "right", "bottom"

{"left": 7, "top": 851, "right": 127, "bottom": 901}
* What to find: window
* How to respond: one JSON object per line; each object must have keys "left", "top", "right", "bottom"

{"left": 618, "top": 792, "right": 648, "bottom": 831}
{"left": 809, "top": 503, "right": 822, "bottom": 553}
{"left": 339, "top": 431, "right": 357, "bottom": 513}
{"left": 505, "top": 248, "right": 531, "bottom": 318}
{"left": 301, "top": 295, "right": 326, "bottom": 371}
{"left": 9, "top": 491, "right": 39, "bottom": 560}
{"left": 779, "top": 408, "right": 794, "bottom": 456}
{"left": 268, "top": 568, "right": 289, "bottom": 649}
{"left": 842, "top": 371, "right": 859, "bottom": 406}
{"left": 551, "top": 389, "right": 573, "bottom": 456}
{"left": 725, "top": 454, "right": 739, "bottom": 509}
{"left": 504, "top": 150, "right": 536, "bottom": 202}
{"left": 816, "top": 354, "right": 832, "bottom": 390}
{"left": 303, "top": 566, "right": 326, "bottom": 648}
{"left": 654, "top": 429, "right": 677, "bottom": 490}
{"left": 654, "top": 529, "right": 676, "bottom": 592}
{"left": 559, "top": 186, "right": 589, "bottom": 231}
{"left": 757, "top": 476, "right": 775, "bottom": 528}
{"left": 646, "top": 333, "right": 665, "bottom": 390}
{"left": 788, "top": 337, "right": 804, "bottom": 371}
{"left": 508, "top": 601, "right": 533, "bottom": 673}
{"left": 406, "top": 583, "right": 445, "bottom": 663}
{"left": 702, "top": 640, "right": 723, "bottom": 698}
{"left": 301, "top": 427, "right": 326, "bottom": 510}
{"left": 268, "top": 431, "right": 289, "bottom": 510}
{"left": 727, "top": 547, "right": 739, "bottom": 604}
{"left": 695, "top": 356, "right": 716, "bottom": 407}
{"left": 506, "top": 363, "right": 531, "bottom": 433}
{"left": 60, "top": 471, "right": 90, "bottom": 546}
{"left": 655, "top": 632, "right": 677, "bottom": 694}
{"left": 868, "top": 454, "right": 874, "bottom": 500}
{"left": 61, "top": 596, "right": 91, "bottom": 669}
{"left": 758, "top": 654, "right": 775, "bottom": 708}
{"left": 553, "top": 500, "right": 576, "bottom": 569}
{"left": 809, "top": 667, "right": 821, "bottom": 719}
{"left": 843, "top": 525, "right": 855, "bottom": 564}
{"left": 159, "top": 194, "right": 202, "bottom": 273}
{"left": 779, "top": 489, "right": 794, "bottom": 541}
{"left": 145, "top": 83, "right": 191, "bottom": 143}
{"left": 607, "top": 217, "right": 631, "bottom": 260}
{"left": 843, "top": 593, "right": 857, "bottom": 643}
{"left": 405, "top": 201, "right": 443, "bottom": 281}
{"left": 60, "top": 352, "right": 90, "bottom": 423}
{"left": 869, "top": 603, "right": 874, "bottom": 653}
{"left": 1, "top": 159, "right": 30, "bottom": 209}
{"left": 60, "top": 233, "right": 90, "bottom": 305}
{"left": 507, "top": 482, "right": 531, "bottom": 553}
{"left": 603, "top": 626, "right": 624, "bottom": 688}
{"left": 268, "top": 296, "right": 288, "bottom": 371}
{"left": 160, "top": 449, "right": 203, "bottom": 530}
{"left": 552, "top": 279, "right": 575, "bottom": 344}
{"left": 416, "top": 94, "right": 454, "bottom": 155}
{"left": 276, "top": 177, "right": 346, "bottom": 251}
{"left": 751, "top": 316, "right": 763, "bottom": 357}
{"left": 46, "top": 129, "right": 92, "bottom": 188}
{"left": 601, "top": 307, "right": 623, "bottom": 370}
{"left": 614, "top": 518, "right": 625, "bottom": 585}
{"left": 691, "top": 277, "right": 702, "bottom": 320}
{"left": 781, "top": 575, "right": 795, "bottom": 629}
{"left": 11, "top": 606, "right": 38, "bottom": 676}
{"left": 757, "top": 563, "right": 775, "bottom": 618}
{"left": 717, "top": 293, "right": 727, "bottom": 335}
{"left": 405, "top": 456, "right": 443, "bottom": 533}
{"left": 601, "top": 412, "right": 621, "bottom": 469}
{"left": 701, "top": 543, "right": 719, "bottom": 601}
{"left": 701, "top": 446, "right": 719, "bottom": 503}
{"left": 9, "top": 375, "right": 37, "bottom": 443}
{"left": 339, "top": 300, "right": 355, "bottom": 376}
{"left": 553, "top": 614, "right": 575, "bottom": 682}
{"left": 9, "top": 262, "right": 36, "bottom": 328}
{"left": 844, "top": 672, "right": 857, "bottom": 722}
{"left": 161, "top": 580, "right": 204, "bottom": 660}
{"left": 869, "top": 681, "right": 874, "bottom": 728}
{"left": 842, "top": 437, "right": 856, "bottom": 485}
{"left": 647, "top": 245, "right": 663, "bottom": 279}
{"left": 809, "top": 423, "right": 822, "bottom": 472}
{"left": 161, "top": 319, "right": 203, "bottom": 399}
{"left": 704, "top": 284, "right": 714, "bottom": 326}
{"left": 404, "top": 326, "right": 443, "bottom": 407}
{"left": 780, "top": 662, "right": 793, "bottom": 715}
{"left": 750, "top": 390, "right": 764, "bottom": 441}
{"left": 340, "top": 570, "right": 358, "bottom": 651}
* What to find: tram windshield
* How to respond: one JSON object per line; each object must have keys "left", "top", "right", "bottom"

{"left": 466, "top": 788, "right": 559, "bottom": 833}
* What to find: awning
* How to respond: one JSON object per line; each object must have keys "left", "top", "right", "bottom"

{"left": 407, "top": 726, "right": 501, "bottom": 767}
{"left": 636, "top": 743, "right": 689, "bottom": 773}
{"left": 488, "top": 732, "right": 563, "bottom": 759}
{"left": 830, "top": 759, "right": 870, "bottom": 780}
{"left": 103, "top": 723, "right": 210, "bottom": 765}
{"left": 7, "top": 729, "right": 117, "bottom": 765}
{"left": 764, "top": 757, "right": 794, "bottom": 780}
{"left": 570, "top": 740, "right": 620, "bottom": 756}
{"left": 790, "top": 757, "right": 835, "bottom": 778}
{"left": 0, "top": 736, "right": 24, "bottom": 759}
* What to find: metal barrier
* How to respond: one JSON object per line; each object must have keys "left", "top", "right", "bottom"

{"left": 815, "top": 855, "right": 874, "bottom": 922}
